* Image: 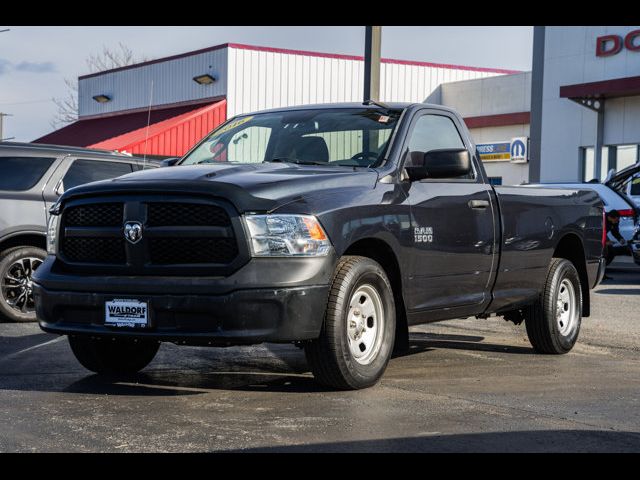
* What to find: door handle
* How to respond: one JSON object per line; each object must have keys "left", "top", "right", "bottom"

{"left": 468, "top": 199, "right": 489, "bottom": 210}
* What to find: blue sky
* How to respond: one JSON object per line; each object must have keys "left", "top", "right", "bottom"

{"left": 0, "top": 26, "right": 533, "bottom": 142}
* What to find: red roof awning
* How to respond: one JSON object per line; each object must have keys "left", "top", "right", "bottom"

{"left": 89, "top": 100, "right": 226, "bottom": 157}
{"left": 33, "top": 101, "right": 223, "bottom": 148}
{"left": 560, "top": 75, "right": 640, "bottom": 100}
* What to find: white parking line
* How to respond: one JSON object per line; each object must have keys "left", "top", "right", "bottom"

{"left": 1, "top": 336, "right": 65, "bottom": 361}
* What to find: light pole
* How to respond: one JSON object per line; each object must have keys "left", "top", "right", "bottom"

{"left": 1, "top": 30, "right": 13, "bottom": 141}
{"left": 363, "top": 26, "right": 382, "bottom": 102}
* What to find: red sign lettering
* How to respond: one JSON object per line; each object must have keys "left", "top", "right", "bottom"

{"left": 624, "top": 29, "right": 640, "bottom": 52}
{"left": 596, "top": 34, "right": 622, "bottom": 57}
{"left": 596, "top": 30, "right": 640, "bottom": 56}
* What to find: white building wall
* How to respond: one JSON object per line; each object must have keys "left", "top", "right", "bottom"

{"left": 78, "top": 43, "right": 508, "bottom": 120}
{"left": 225, "top": 46, "right": 502, "bottom": 117}
{"left": 539, "top": 26, "right": 640, "bottom": 182}
{"left": 429, "top": 72, "right": 531, "bottom": 185}
{"left": 433, "top": 72, "right": 531, "bottom": 117}
{"left": 470, "top": 125, "right": 530, "bottom": 185}
{"left": 78, "top": 47, "right": 228, "bottom": 118}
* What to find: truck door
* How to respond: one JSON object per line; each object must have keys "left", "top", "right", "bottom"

{"left": 402, "top": 111, "right": 497, "bottom": 316}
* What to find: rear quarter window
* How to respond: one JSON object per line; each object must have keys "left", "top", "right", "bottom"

{"left": 61, "top": 159, "right": 133, "bottom": 191}
{"left": 0, "top": 156, "right": 56, "bottom": 191}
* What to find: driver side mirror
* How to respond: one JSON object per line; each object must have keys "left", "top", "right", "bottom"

{"left": 160, "top": 157, "right": 180, "bottom": 167}
{"left": 405, "top": 148, "right": 471, "bottom": 182}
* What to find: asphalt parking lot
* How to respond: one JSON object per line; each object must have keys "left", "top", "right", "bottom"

{"left": 1, "top": 260, "right": 639, "bottom": 452}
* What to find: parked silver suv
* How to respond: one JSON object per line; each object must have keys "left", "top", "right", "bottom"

{"left": 0, "top": 142, "right": 157, "bottom": 322}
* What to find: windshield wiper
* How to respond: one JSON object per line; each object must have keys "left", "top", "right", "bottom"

{"left": 264, "top": 157, "right": 330, "bottom": 166}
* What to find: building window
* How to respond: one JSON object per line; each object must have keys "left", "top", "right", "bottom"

{"left": 581, "top": 144, "right": 638, "bottom": 182}
{"left": 581, "top": 147, "right": 608, "bottom": 182}
{"left": 616, "top": 145, "right": 639, "bottom": 172}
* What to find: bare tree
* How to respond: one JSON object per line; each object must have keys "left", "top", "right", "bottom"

{"left": 50, "top": 78, "right": 79, "bottom": 129}
{"left": 50, "top": 43, "right": 149, "bottom": 129}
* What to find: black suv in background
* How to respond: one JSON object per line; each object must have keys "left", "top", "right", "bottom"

{"left": 0, "top": 142, "right": 157, "bottom": 322}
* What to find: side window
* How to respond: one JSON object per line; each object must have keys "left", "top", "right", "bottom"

{"left": 0, "top": 156, "right": 55, "bottom": 191}
{"left": 405, "top": 114, "right": 470, "bottom": 177}
{"left": 60, "top": 159, "right": 133, "bottom": 192}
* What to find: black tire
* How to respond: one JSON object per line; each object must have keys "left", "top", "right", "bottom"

{"left": 0, "top": 246, "right": 46, "bottom": 322}
{"left": 68, "top": 336, "right": 160, "bottom": 375}
{"left": 525, "top": 258, "right": 582, "bottom": 354}
{"left": 304, "top": 256, "right": 396, "bottom": 390}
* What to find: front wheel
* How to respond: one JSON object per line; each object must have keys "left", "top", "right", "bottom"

{"left": 525, "top": 257, "right": 582, "bottom": 354}
{"left": 68, "top": 336, "right": 160, "bottom": 375}
{"left": 304, "top": 256, "right": 396, "bottom": 390}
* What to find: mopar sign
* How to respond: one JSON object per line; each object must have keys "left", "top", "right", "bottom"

{"left": 510, "top": 137, "right": 528, "bottom": 163}
{"left": 477, "top": 138, "right": 529, "bottom": 163}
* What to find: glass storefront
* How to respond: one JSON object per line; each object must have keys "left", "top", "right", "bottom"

{"left": 581, "top": 144, "right": 639, "bottom": 182}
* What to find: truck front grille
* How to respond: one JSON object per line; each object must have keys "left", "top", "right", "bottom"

{"left": 149, "top": 237, "right": 238, "bottom": 264}
{"left": 65, "top": 203, "right": 123, "bottom": 227}
{"left": 62, "top": 237, "right": 126, "bottom": 264}
{"left": 58, "top": 197, "right": 246, "bottom": 275}
{"left": 147, "top": 203, "right": 230, "bottom": 227}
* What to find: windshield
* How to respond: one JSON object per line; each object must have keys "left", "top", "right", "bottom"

{"left": 180, "top": 107, "right": 403, "bottom": 168}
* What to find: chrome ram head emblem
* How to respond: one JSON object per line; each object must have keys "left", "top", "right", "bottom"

{"left": 124, "top": 222, "right": 143, "bottom": 244}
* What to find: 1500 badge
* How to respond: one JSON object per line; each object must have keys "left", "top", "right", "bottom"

{"left": 414, "top": 226, "right": 433, "bottom": 243}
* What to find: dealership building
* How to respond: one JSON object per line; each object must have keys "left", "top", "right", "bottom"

{"left": 35, "top": 27, "right": 640, "bottom": 185}
{"left": 432, "top": 25, "right": 640, "bottom": 185}
{"left": 34, "top": 42, "right": 514, "bottom": 157}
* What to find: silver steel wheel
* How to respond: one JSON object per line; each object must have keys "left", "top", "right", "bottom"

{"left": 556, "top": 278, "right": 578, "bottom": 336}
{"left": 1, "top": 257, "right": 42, "bottom": 314}
{"left": 346, "top": 284, "right": 385, "bottom": 365}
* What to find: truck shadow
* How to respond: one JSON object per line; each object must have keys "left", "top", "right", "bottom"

{"left": 58, "top": 332, "right": 534, "bottom": 395}
{"left": 0, "top": 332, "right": 536, "bottom": 396}
{"left": 221, "top": 429, "right": 640, "bottom": 453}
{"left": 594, "top": 288, "right": 640, "bottom": 295}
{"left": 392, "top": 332, "right": 535, "bottom": 358}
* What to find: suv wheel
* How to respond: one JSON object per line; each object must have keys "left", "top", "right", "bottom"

{"left": 0, "top": 246, "right": 46, "bottom": 322}
{"left": 68, "top": 336, "right": 160, "bottom": 375}
{"left": 304, "top": 256, "right": 396, "bottom": 390}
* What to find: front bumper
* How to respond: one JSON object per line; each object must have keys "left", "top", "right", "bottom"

{"left": 33, "top": 254, "right": 335, "bottom": 345}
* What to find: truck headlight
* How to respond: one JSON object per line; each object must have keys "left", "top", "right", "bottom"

{"left": 243, "top": 214, "right": 331, "bottom": 257}
{"left": 46, "top": 213, "right": 59, "bottom": 255}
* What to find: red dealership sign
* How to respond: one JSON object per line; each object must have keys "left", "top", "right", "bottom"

{"left": 596, "top": 30, "right": 640, "bottom": 57}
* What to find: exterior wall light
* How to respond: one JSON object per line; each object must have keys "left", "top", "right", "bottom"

{"left": 92, "top": 94, "right": 111, "bottom": 103}
{"left": 193, "top": 74, "right": 216, "bottom": 85}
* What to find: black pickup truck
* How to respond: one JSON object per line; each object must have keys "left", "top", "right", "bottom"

{"left": 33, "top": 102, "right": 606, "bottom": 390}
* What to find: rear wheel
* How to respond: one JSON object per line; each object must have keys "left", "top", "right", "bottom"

{"left": 0, "top": 246, "right": 46, "bottom": 322}
{"left": 525, "top": 258, "right": 582, "bottom": 354}
{"left": 304, "top": 256, "right": 396, "bottom": 390}
{"left": 68, "top": 336, "right": 160, "bottom": 375}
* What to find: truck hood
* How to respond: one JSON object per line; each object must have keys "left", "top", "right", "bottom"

{"left": 58, "top": 162, "right": 379, "bottom": 213}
